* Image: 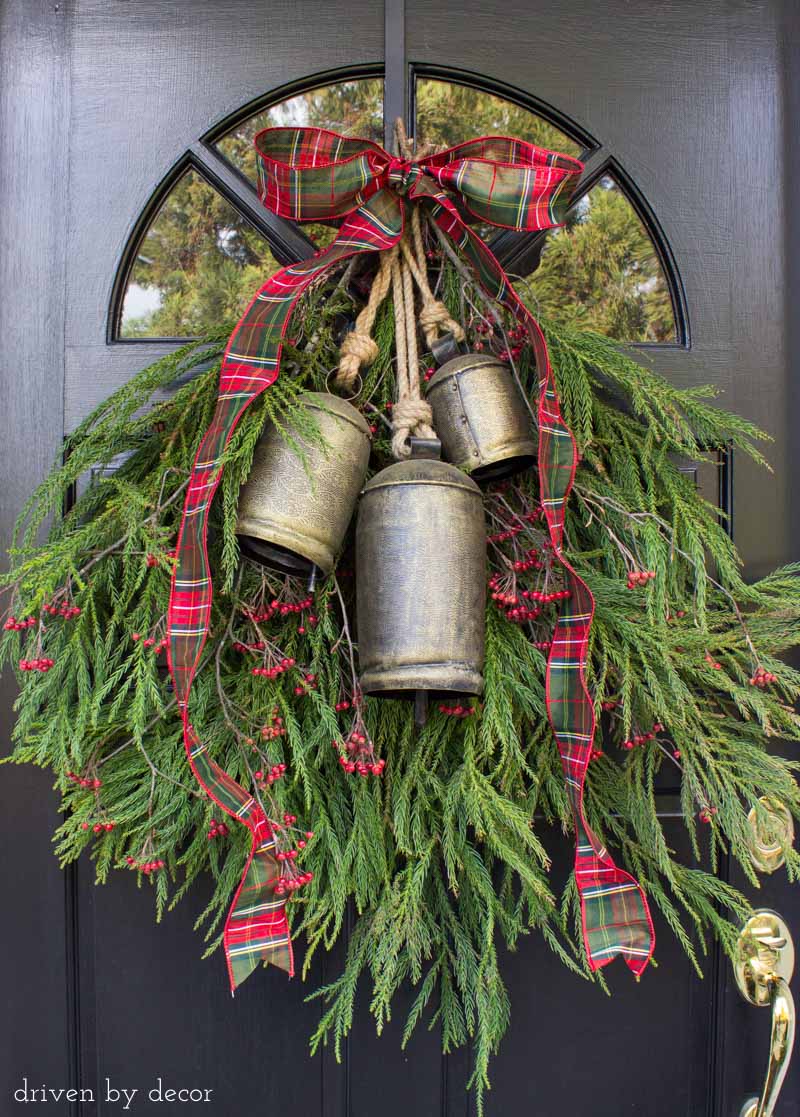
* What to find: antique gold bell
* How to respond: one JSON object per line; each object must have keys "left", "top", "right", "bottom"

{"left": 426, "top": 354, "right": 536, "bottom": 482}
{"left": 237, "top": 392, "right": 371, "bottom": 577}
{"left": 356, "top": 456, "right": 486, "bottom": 705}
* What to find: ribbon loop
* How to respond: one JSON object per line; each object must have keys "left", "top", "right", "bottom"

{"left": 253, "top": 126, "right": 583, "bottom": 232}
{"left": 168, "top": 124, "right": 654, "bottom": 992}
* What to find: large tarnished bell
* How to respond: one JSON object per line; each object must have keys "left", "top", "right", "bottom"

{"left": 237, "top": 392, "right": 371, "bottom": 576}
{"left": 427, "top": 353, "right": 536, "bottom": 482}
{"left": 356, "top": 457, "right": 486, "bottom": 701}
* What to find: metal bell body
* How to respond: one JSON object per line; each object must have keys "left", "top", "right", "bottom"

{"left": 237, "top": 392, "right": 371, "bottom": 576}
{"left": 427, "top": 354, "right": 536, "bottom": 483}
{"left": 356, "top": 459, "right": 486, "bottom": 699}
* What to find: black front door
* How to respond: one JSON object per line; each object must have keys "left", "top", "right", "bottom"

{"left": 1, "top": 2, "right": 798, "bottom": 1114}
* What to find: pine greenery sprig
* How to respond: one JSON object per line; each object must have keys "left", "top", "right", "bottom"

{"left": 1, "top": 252, "right": 798, "bottom": 1116}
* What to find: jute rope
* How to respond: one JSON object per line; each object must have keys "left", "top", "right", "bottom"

{"left": 333, "top": 119, "right": 465, "bottom": 458}
{"left": 389, "top": 235, "right": 437, "bottom": 458}
{"left": 335, "top": 245, "right": 397, "bottom": 392}
{"left": 399, "top": 206, "right": 464, "bottom": 350}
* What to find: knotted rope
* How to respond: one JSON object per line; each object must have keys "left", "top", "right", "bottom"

{"left": 335, "top": 244, "right": 397, "bottom": 392}
{"left": 333, "top": 119, "right": 465, "bottom": 457}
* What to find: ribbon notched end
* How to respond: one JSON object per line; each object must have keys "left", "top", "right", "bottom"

{"left": 225, "top": 910, "right": 294, "bottom": 993}
{"left": 223, "top": 824, "right": 295, "bottom": 993}
{"left": 580, "top": 867, "right": 655, "bottom": 980}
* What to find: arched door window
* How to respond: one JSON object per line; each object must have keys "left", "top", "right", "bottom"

{"left": 113, "top": 68, "right": 684, "bottom": 347}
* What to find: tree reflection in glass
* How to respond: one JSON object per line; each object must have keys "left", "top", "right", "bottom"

{"left": 414, "top": 78, "right": 582, "bottom": 156}
{"left": 521, "top": 176, "right": 676, "bottom": 343}
{"left": 120, "top": 170, "right": 281, "bottom": 338}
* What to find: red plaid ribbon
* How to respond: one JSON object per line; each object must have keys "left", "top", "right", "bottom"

{"left": 167, "top": 126, "right": 655, "bottom": 991}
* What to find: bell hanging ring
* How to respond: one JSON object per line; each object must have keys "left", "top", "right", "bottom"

{"left": 356, "top": 457, "right": 486, "bottom": 704}
{"left": 237, "top": 392, "right": 371, "bottom": 577}
{"left": 426, "top": 354, "right": 536, "bottom": 483}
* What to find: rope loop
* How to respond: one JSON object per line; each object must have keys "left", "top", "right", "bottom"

{"left": 390, "top": 398, "right": 435, "bottom": 460}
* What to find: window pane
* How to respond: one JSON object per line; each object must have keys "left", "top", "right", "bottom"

{"left": 414, "top": 78, "right": 582, "bottom": 158}
{"left": 521, "top": 175, "right": 677, "bottom": 343}
{"left": 215, "top": 78, "right": 384, "bottom": 188}
{"left": 119, "top": 170, "right": 281, "bottom": 339}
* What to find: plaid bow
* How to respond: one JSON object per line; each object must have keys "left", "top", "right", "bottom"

{"left": 167, "top": 126, "right": 655, "bottom": 992}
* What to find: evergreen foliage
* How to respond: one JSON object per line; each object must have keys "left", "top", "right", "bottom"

{"left": 3, "top": 251, "right": 799, "bottom": 1114}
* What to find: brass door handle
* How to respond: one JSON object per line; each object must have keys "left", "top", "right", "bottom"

{"left": 734, "top": 909, "right": 795, "bottom": 1117}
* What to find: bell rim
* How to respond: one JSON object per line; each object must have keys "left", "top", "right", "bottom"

{"left": 237, "top": 535, "right": 316, "bottom": 576}
{"left": 236, "top": 517, "right": 335, "bottom": 575}
{"left": 360, "top": 664, "right": 484, "bottom": 699}
{"left": 450, "top": 442, "right": 537, "bottom": 481}
{"left": 472, "top": 453, "right": 537, "bottom": 483}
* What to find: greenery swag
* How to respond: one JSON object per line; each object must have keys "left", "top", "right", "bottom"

{"left": 3, "top": 253, "right": 799, "bottom": 1112}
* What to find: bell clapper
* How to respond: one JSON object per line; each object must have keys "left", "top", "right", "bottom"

{"left": 414, "top": 690, "right": 429, "bottom": 729}
{"left": 306, "top": 565, "right": 318, "bottom": 595}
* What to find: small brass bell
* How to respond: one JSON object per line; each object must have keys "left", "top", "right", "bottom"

{"left": 426, "top": 354, "right": 536, "bottom": 483}
{"left": 237, "top": 392, "right": 371, "bottom": 576}
{"left": 356, "top": 457, "right": 486, "bottom": 702}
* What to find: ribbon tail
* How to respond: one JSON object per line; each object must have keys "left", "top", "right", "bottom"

{"left": 423, "top": 192, "right": 655, "bottom": 976}
{"left": 167, "top": 190, "right": 406, "bottom": 991}
{"left": 224, "top": 815, "right": 294, "bottom": 992}
{"left": 551, "top": 567, "right": 655, "bottom": 977}
{"left": 576, "top": 830, "right": 655, "bottom": 978}
{"left": 575, "top": 791, "right": 655, "bottom": 977}
{"left": 541, "top": 405, "right": 656, "bottom": 977}
{"left": 176, "top": 716, "right": 293, "bottom": 991}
